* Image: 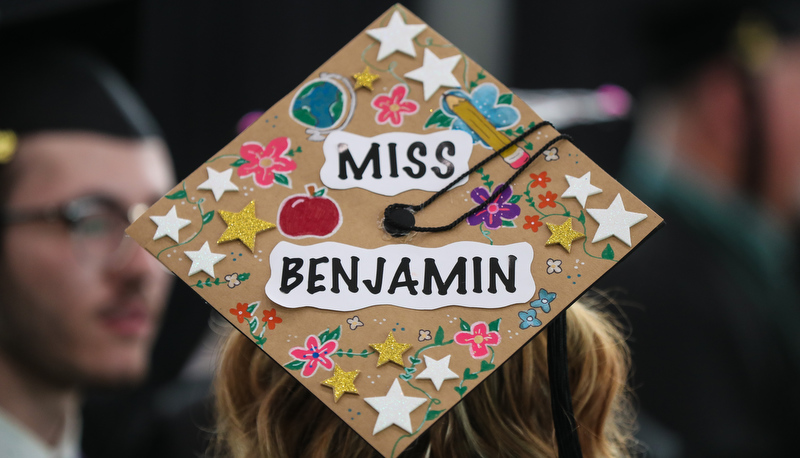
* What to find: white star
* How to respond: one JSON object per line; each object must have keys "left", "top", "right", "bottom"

{"left": 366, "top": 11, "right": 427, "bottom": 61}
{"left": 197, "top": 167, "right": 238, "bottom": 201}
{"left": 562, "top": 172, "right": 602, "bottom": 208}
{"left": 586, "top": 194, "right": 647, "bottom": 247}
{"left": 184, "top": 241, "right": 226, "bottom": 277}
{"left": 150, "top": 206, "right": 191, "bottom": 243}
{"left": 404, "top": 48, "right": 461, "bottom": 101}
{"left": 364, "top": 379, "right": 426, "bottom": 435}
{"left": 416, "top": 355, "right": 458, "bottom": 391}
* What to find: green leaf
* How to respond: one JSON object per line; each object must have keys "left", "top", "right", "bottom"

{"left": 284, "top": 360, "right": 306, "bottom": 371}
{"left": 346, "top": 348, "right": 354, "bottom": 358}
{"left": 508, "top": 195, "right": 521, "bottom": 204}
{"left": 230, "top": 158, "right": 248, "bottom": 167}
{"left": 488, "top": 318, "right": 501, "bottom": 333}
{"left": 504, "top": 129, "right": 514, "bottom": 136}
{"left": 254, "top": 336, "right": 267, "bottom": 346}
{"left": 469, "top": 81, "right": 478, "bottom": 88}
{"left": 246, "top": 301, "right": 260, "bottom": 314}
{"left": 564, "top": 211, "right": 571, "bottom": 217}
{"left": 296, "top": 146, "right": 302, "bottom": 152}
{"left": 578, "top": 210, "right": 586, "bottom": 225}
{"left": 602, "top": 243, "right": 615, "bottom": 260}
{"left": 214, "top": 278, "right": 221, "bottom": 285}
{"left": 165, "top": 189, "right": 187, "bottom": 200}
{"left": 477, "top": 71, "right": 486, "bottom": 80}
{"left": 248, "top": 318, "right": 258, "bottom": 334}
{"left": 528, "top": 121, "right": 537, "bottom": 129}
{"left": 334, "top": 349, "right": 344, "bottom": 357}
{"left": 463, "top": 368, "right": 479, "bottom": 380}
{"left": 204, "top": 279, "right": 212, "bottom": 286}
{"left": 480, "top": 360, "right": 496, "bottom": 372}
{"left": 434, "top": 326, "right": 444, "bottom": 345}
{"left": 360, "top": 350, "right": 370, "bottom": 357}
{"left": 424, "top": 109, "right": 454, "bottom": 129}
{"left": 485, "top": 180, "right": 494, "bottom": 189}
{"left": 515, "top": 126, "right": 524, "bottom": 134}
{"left": 501, "top": 220, "right": 515, "bottom": 227}
{"left": 313, "top": 188, "right": 326, "bottom": 197}
{"left": 408, "top": 356, "right": 421, "bottom": 365}
{"left": 202, "top": 211, "right": 215, "bottom": 224}
{"left": 523, "top": 142, "right": 533, "bottom": 150}
{"left": 459, "top": 319, "right": 471, "bottom": 332}
{"left": 238, "top": 272, "right": 251, "bottom": 281}
{"left": 399, "top": 373, "right": 412, "bottom": 381}
{"left": 404, "top": 367, "right": 416, "bottom": 375}
{"left": 195, "top": 280, "right": 203, "bottom": 288}
{"left": 498, "top": 93, "right": 513, "bottom": 105}
{"left": 425, "top": 410, "right": 445, "bottom": 421}
{"left": 285, "top": 149, "right": 294, "bottom": 157}
{"left": 319, "top": 325, "right": 342, "bottom": 344}
{"left": 454, "top": 386, "right": 468, "bottom": 397}
{"left": 274, "top": 173, "right": 290, "bottom": 187}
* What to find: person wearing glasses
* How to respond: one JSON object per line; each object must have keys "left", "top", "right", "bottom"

{"left": 0, "top": 46, "right": 173, "bottom": 457}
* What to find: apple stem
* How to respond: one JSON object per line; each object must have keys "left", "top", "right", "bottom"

{"left": 305, "top": 184, "right": 317, "bottom": 196}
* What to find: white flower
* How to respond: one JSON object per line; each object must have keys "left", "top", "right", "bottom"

{"left": 543, "top": 147, "right": 559, "bottom": 161}
{"left": 546, "top": 258, "right": 563, "bottom": 274}
{"left": 418, "top": 329, "right": 432, "bottom": 341}
{"left": 347, "top": 316, "right": 364, "bottom": 330}
{"left": 224, "top": 273, "right": 241, "bottom": 288}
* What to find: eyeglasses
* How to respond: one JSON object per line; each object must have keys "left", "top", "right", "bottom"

{"left": 1, "top": 195, "right": 150, "bottom": 269}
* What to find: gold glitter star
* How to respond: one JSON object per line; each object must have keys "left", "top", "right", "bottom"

{"left": 0, "top": 130, "right": 18, "bottom": 164}
{"left": 370, "top": 332, "right": 411, "bottom": 367}
{"left": 217, "top": 201, "right": 275, "bottom": 252}
{"left": 545, "top": 218, "right": 585, "bottom": 252}
{"left": 353, "top": 66, "right": 379, "bottom": 90}
{"left": 321, "top": 365, "right": 360, "bottom": 402}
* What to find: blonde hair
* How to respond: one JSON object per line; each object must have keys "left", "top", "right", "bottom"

{"left": 213, "top": 299, "right": 635, "bottom": 457}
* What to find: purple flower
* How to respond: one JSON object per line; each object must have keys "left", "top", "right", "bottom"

{"left": 467, "top": 185, "right": 521, "bottom": 229}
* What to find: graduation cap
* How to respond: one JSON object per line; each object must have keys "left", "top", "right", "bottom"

{"left": 128, "top": 5, "right": 662, "bottom": 457}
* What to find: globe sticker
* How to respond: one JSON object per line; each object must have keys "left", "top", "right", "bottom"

{"left": 290, "top": 73, "right": 356, "bottom": 141}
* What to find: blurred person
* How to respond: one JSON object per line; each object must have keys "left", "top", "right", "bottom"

{"left": 0, "top": 46, "right": 173, "bottom": 457}
{"left": 213, "top": 299, "right": 636, "bottom": 457}
{"left": 599, "top": 0, "right": 800, "bottom": 456}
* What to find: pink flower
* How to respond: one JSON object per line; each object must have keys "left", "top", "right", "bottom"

{"left": 237, "top": 137, "right": 296, "bottom": 188}
{"left": 454, "top": 321, "right": 501, "bottom": 359}
{"left": 288, "top": 334, "right": 338, "bottom": 378}
{"left": 371, "top": 84, "right": 419, "bottom": 127}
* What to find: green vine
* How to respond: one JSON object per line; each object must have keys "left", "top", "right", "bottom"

{"left": 192, "top": 272, "right": 251, "bottom": 289}
{"left": 524, "top": 179, "right": 617, "bottom": 261}
{"left": 332, "top": 348, "right": 374, "bottom": 358}
{"left": 454, "top": 346, "right": 496, "bottom": 398}
{"left": 390, "top": 326, "right": 454, "bottom": 457}
{"left": 156, "top": 181, "right": 214, "bottom": 260}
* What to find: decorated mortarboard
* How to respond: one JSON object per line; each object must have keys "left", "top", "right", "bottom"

{"left": 128, "top": 4, "right": 662, "bottom": 457}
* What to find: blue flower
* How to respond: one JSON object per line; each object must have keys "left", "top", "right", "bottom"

{"left": 530, "top": 288, "right": 556, "bottom": 313}
{"left": 442, "top": 83, "right": 520, "bottom": 148}
{"left": 518, "top": 309, "right": 542, "bottom": 329}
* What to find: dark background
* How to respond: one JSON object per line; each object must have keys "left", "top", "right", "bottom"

{"left": 0, "top": 1, "right": 647, "bottom": 455}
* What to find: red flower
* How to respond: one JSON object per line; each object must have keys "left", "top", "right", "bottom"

{"left": 229, "top": 302, "right": 252, "bottom": 323}
{"left": 371, "top": 84, "right": 419, "bottom": 127}
{"left": 237, "top": 137, "right": 296, "bottom": 188}
{"left": 262, "top": 308, "right": 283, "bottom": 330}
{"left": 538, "top": 191, "right": 558, "bottom": 208}
{"left": 523, "top": 215, "right": 543, "bottom": 232}
{"left": 454, "top": 321, "right": 501, "bottom": 359}
{"left": 529, "top": 171, "right": 551, "bottom": 188}
{"left": 289, "top": 334, "right": 338, "bottom": 378}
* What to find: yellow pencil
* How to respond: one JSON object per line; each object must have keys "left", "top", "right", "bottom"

{"left": 444, "top": 94, "right": 529, "bottom": 168}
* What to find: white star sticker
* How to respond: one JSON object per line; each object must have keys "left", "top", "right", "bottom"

{"left": 366, "top": 11, "right": 427, "bottom": 61}
{"left": 150, "top": 206, "right": 191, "bottom": 243}
{"left": 184, "top": 241, "right": 226, "bottom": 277}
{"left": 364, "top": 379, "right": 426, "bottom": 435}
{"left": 562, "top": 172, "right": 602, "bottom": 208}
{"left": 416, "top": 355, "right": 458, "bottom": 391}
{"left": 586, "top": 194, "right": 647, "bottom": 246}
{"left": 404, "top": 48, "right": 461, "bottom": 100}
{"left": 197, "top": 167, "right": 238, "bottom": 201}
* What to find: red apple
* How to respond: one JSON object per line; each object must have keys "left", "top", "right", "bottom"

{"left": 277, "top": 184, "right": 342, "bottom": 238}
